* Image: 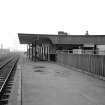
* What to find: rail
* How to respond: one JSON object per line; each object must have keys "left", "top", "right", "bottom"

{"left": 0, "top": 56, "right": 19, "bottom": 94}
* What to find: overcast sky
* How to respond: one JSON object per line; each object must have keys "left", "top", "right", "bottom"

{"left": 0, "top": 0, "right": 105, "bottom": 51}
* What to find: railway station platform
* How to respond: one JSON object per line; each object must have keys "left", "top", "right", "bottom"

{"left": 9, "top": 56, "right": 105, "bottom": 105}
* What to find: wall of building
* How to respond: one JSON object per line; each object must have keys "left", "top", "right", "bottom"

{"left": 57, "top": 52, "right": 105, "bottom": 77}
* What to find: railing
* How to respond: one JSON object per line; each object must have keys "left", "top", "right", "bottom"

{"left": 57, "top": 50, "right": 105, "bottom": 77}
{"left": 56, "top": 50, "right": 105, "bottom": 55}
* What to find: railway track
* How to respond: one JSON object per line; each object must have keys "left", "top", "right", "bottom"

{"left": 0, "top": 55, "right": 19, "bottom": 105}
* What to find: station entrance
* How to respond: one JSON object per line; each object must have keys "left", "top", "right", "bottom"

{"left": 49, "top": 54, "right": 56, "bottom": 61}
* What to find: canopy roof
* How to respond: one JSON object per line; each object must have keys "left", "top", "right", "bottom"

{"left": 18, "top": 33, "right": 105, "bottom": 45}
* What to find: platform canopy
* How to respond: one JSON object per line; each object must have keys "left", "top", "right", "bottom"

{"left": 18, "top": 33, "right": 58, "bottom": 44}
{"left": 18, "top": 33, "right": 105, "bottom": 45}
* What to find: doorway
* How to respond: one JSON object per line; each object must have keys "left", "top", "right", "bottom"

{"left": 50, "top": 54, "right": 56, "bottom": 61}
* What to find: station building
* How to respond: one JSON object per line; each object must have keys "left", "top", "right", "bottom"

{"left": 18, "top": 31, "right": 105, "bottom": 61}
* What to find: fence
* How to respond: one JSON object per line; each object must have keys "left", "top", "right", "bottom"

{"left": 57, "top": 51, "right": 105, "bottom": 77}
{"left": 56, "top": 50, "right": 105, "bottom": 55}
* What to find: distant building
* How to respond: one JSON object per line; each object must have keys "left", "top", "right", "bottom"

{"left": 0, "top": 48, "right": 10, "bottom": 54}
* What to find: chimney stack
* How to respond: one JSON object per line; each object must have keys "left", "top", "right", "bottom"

{"left": 58, "top": 31, "right": 68, "bottom": 35}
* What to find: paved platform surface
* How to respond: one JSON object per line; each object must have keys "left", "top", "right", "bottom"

{"left": 19, "top": 58, "right": 105, "bottom": 105}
